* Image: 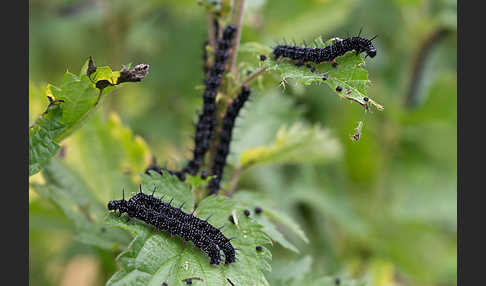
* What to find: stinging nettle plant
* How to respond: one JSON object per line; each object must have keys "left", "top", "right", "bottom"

{"left": 29, "top": 1, "right": 384, "bottom": 285}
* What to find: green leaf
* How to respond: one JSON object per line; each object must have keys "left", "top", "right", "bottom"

{"left": 106, "top": 173, "right": 272, "bottom": 286}
{"left": 29, "top": 58, "right": 149, "bottom": 176}
{"left": 233, "top": 191, "right": 308, "bottom": 253}
{"left": 239, "top": 40, "right": 384, "bottom": 111}
{"left": 139, "top": 171, "right": 195, "bottom": 214}
{"left": 184, "top": 173, "right": 214, "bottom": 190}
{"left": 240, "top": 122, "right": 342, "bottom": 169}
{"left": 30, "top": 158, "right": 131, "bottom": 250}
{"left": 89, "top": 66, "right": 121, "bottom": 85}
{"left": 29, "top": 115, "right": 63, "bottom": 176}
{"left": 30, "top": 112, "right": 151, "bottom": 249}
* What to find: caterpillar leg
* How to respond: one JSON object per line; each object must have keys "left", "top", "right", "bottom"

{"left": 330, "top": 59, "right": 338, "bottom": 68}
{"left": 295, "top": 60, "right": 305, "bottom": 66}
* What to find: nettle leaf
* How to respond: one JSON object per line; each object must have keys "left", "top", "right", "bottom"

{"left": 30, "top": 112, "right": 150, "bottom": 250}
{"left": 30, "top": 158, "right": 131, "bottom": 250}
{"left": 239, "top": 41, "right": 383, "bottom": 111}
{"left": 106, "top": 172, "right": 272, "bottom": 286}
{"left": 185, "top": 174, "right": 215, "bottom": 190}
{"left": 29, "top": 107, "right": 63, "bottom": 176}
{"left": 139, "top": 171, "right": 195, "bottom": 214}
{"left": 233, "top": 191, "right": 308, "bottom": 253}
{"left": 240, "top": 122, "right": 342, "bottom": 169}
{"left": 29, "top": 58, "right": 149, "bottom": 176}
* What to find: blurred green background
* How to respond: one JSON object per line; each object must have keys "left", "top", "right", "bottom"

{"left": 29, "top": 0, "right": 457, "bottom": 285}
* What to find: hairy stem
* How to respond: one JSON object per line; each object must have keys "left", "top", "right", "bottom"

{"left": 241, "top": 66, "right": 268, "bottom": 86}
{"left": 227, "top": 66, "right": 268, "bottom": 96}
{"left": 229, "top": 0, "right": 246, "bottom": 80}
{"left": 227, "top": 165, "right": 244, "bottom": 197}
{"left": 207, "top": 12, "right": 217, "bottom": 51}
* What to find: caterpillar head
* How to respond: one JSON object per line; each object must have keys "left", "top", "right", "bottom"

{"left": 366, "top": 47, "right": 377, "bottom": 58}
{"left": 366, "top": 35, "right": 378, "bottom": 58}
{"left": 107, "top": 200, "right": 127, "bottom": 211}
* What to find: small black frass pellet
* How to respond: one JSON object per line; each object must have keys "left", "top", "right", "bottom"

{"left": 260, "top": 54, "right": 267, "bottom": 61}
{"left": 322, "top": 75, "right": 328, "bottom": 81}
{"left": 244, "top": 209, "right": 250, "bottom": 216}
{"left": 256, "top": 246, "right": 263, "bottom": 251}
{"left": 254, "top": 207, "right": 262, "bottom": 214}
{"left": 228, "top": 215, "right": 235, "bottom": 224}
{"left": 336, "top": 86, "right": 343, "bottom": 92}
{"left": 201, "top": 171, "right": 208, "bottom": 180}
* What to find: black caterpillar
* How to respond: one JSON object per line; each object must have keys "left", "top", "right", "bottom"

{"left": 208, "top": 86, "right": 251, "bottom": 195}
{"left": 107, "top": 186, "right": 236, "bottom": 264}
{"left": 146, "top": 24, "right": 237, "bottom": 179}
{"left": 180, "top": 24, "right": 237, "bottom": 176}
{"left": 273, "top": 33, "right": 377, "bottom": 65}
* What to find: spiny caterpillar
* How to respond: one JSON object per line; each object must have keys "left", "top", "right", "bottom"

{"left": 146, "top": 24, "right": 237, "bottom": 179}
{"left": 208, "top": 86, "right": 251, "bottom": 195}
{"left": 107, "top": 186, "right": 236, "bottom": 264}
{"left": 273, "top": 31, "right": 377, "bottom": 65}
{"left": 180, "top": 24, "right": 237, "bottom": 177}
{"left": 130, "top": 187, "right": 237, "bottom": 263}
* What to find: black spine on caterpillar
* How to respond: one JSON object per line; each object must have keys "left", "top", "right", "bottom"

{"left": 273, "top": 36, "right": 377, "bottom": 64}
{"left": 179, "top": 24, "right": 237, "bottom": 177}
{"left": 208, "top": 86, "right": 251, "bottom": 195}
{"left": 127, "top": 190, "right": 237, "bottom": 264}
{"left": 144, "top": 157, "right": 186, "bottom": 181}
{"left": 108, "top": 191, "right": 225, "bottom": 265}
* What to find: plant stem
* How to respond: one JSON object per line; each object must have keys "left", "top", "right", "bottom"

{"left": 227, "top": 165, "right": 245, "bottom": 197}
{"left": 228, "top": 65, "right": 269, "bottom": 95}
{"left": 241, "top": 66, "right": 269, "bottom": 86}
{"left": 229, "top": 0, "right": 246, "bottom": 80}
{"left": 207, "top": 12, "right": 217, "bottom": 51}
